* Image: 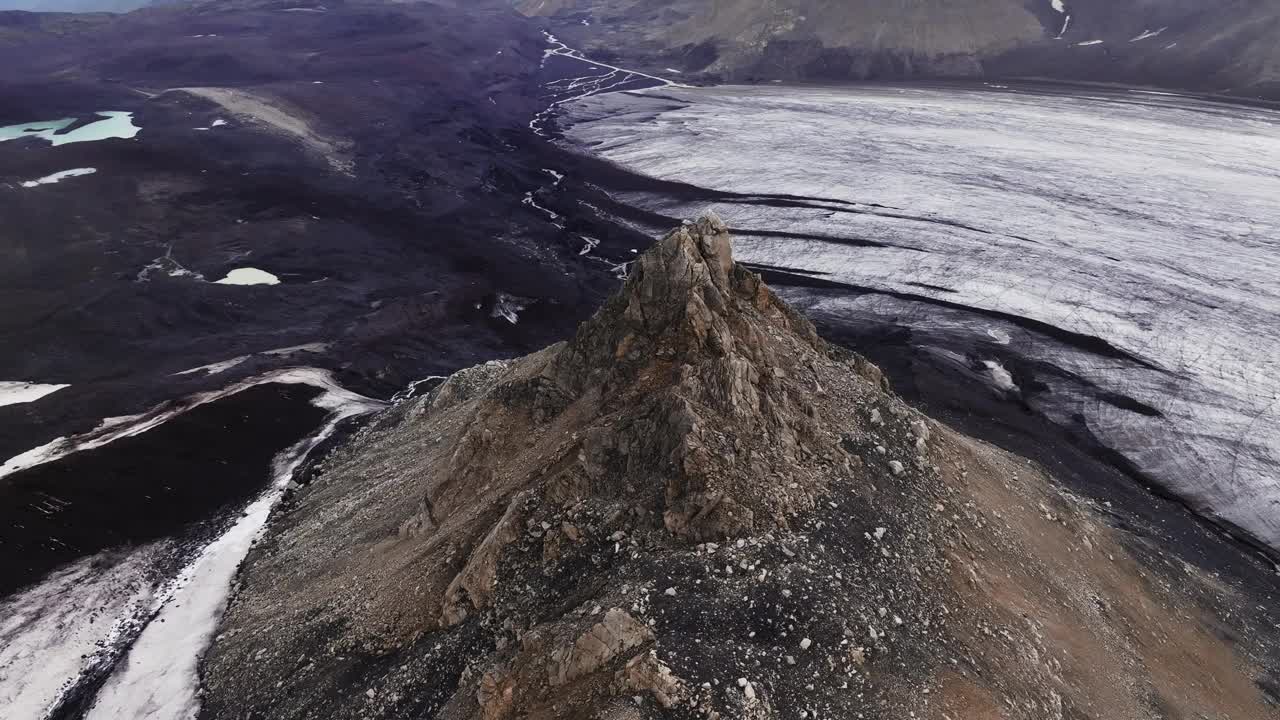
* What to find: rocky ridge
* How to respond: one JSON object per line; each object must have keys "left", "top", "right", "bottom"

{"left": 200, "top": 216, "right": 1280, "bottom": 719}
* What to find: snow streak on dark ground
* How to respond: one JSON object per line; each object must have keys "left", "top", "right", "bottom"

{"left": 0, "top": 371, "right": 382, "bottom": 720}
{"left": 562, "top": 83, "right": 1280, "bottom": 553}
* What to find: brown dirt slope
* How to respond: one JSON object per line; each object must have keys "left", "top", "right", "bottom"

{"left": 200, "top": 215, "right": 1280, "bottom": 719}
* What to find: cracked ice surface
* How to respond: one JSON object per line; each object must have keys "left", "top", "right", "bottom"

{"left": 563, "top": 84, "right": 1280, "bottom": 549}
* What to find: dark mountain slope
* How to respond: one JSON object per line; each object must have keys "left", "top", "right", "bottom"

{"left": 0, "top": 0, "right": 604, "bottom": 455}
{"left": 0, "top": 0, "right": 640, "bottom": 602}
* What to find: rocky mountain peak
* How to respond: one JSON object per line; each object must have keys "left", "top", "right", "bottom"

{"left": 551, "top": 211, "right": 823, "bottom": 393}
{"left": 200, "top": 218, "right": 1280, "bottom": 720}
{"left": 537, "top": 213, "right": 869, "bottom": 543}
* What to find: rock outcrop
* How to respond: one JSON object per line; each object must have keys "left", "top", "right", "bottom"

{"left": 200, "top": 215, "right": 1280, "bottom": 719}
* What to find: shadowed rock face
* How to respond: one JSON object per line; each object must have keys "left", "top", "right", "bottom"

{"left": 515, "top": 0, "right": 1280, "bottom": 98}
{"left": 200, "top": 216, "right": 1279, "bottom": 720}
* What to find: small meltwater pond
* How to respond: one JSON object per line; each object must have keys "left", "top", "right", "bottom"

{"left": 0, "top": 111, "right": 140, "bottom": 146}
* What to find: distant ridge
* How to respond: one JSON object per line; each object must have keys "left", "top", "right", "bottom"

{"left": 516, "top": 0, "right": 1280, "bottom": 99}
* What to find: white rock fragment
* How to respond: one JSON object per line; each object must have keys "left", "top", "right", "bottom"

{"left": 910, "top": 419, "right": 931, "bottom": 440}
{"left": 873, "top": 527, "right": 887, "bottom": 541}
{"left": 800, "top": 637, "right": 812, "bottom": 650}
{"left": 664, "top": 587, "right": 677, "bottom": 597}
{"left": 888, "top": 460, "right": 905, "bottom": 475}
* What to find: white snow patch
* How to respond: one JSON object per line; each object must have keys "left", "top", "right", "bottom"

{"left": 137, "top": 251, "right": 204, "bottom": 282}
{"left": 214, "top": 268, "right": 280, "bottom": 286}
{"left": 1076, "top": 40, "right": 1104, "bottom": 46}
{"left": 986, "top": 328, "right": 1012, "bottom": 345}
{"left": 492, "top": 293, "right": 530, "bottom": 324}
{"left": 173, "top": 343, "right": 328, "bottom": 377}
{"left": 488, "top": 293, "right": 529, "bottom": 324}
{"left": 262, "top": 342, "right": 328, "bottom": 356}
{"left": 983, "top": 360, "right": 1020, "bottom": 392}
{"left": 391, "top": 375, "right": 449, "bottom": 403}
{"left": 1050, "top": 0, "right": 1065, "bottom": 12}
{"left": 1131, "top": 27, "right": 1167, "bottom": 42}
{"left": 0, "top": 381, "right": 69, "bottom": 407}
{"left": 0, "top": 545, "right": 163, "bottom": 720}
{"left": 173, "top": 356, "right": 251, "bottom": 377}
{"left": 19, "top": 168, "right": 96, "bottom": 188}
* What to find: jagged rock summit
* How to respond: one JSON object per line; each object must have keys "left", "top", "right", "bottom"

{"left": 200, "top": 216, "right": 1279, "bottom": 719}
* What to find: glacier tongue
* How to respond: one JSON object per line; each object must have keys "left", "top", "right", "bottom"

{"left": 562, "top": 83, "right": 1280, "bottom": 552}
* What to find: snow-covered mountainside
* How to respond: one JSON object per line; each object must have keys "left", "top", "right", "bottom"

{"left": 517, "top": 0, "right": 1280, "bottom": 98}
